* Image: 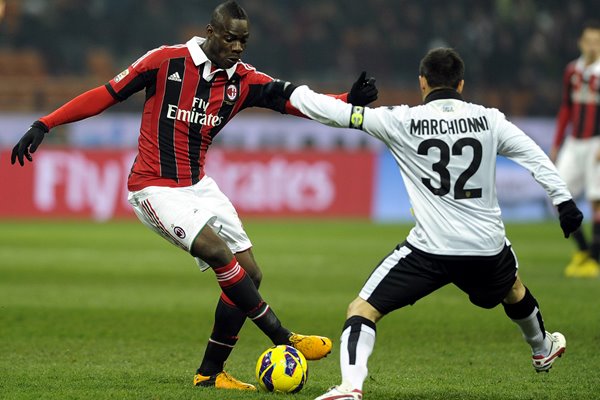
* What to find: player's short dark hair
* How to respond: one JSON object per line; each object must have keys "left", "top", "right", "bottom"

{"left": 211, "top": 1, "right": 248, "bottom": 27}
{"left": 582, "top": 20, "right": 600, "bottom": 33}
{"left": 419, "top": 48, "right": 465, "bottom": 89}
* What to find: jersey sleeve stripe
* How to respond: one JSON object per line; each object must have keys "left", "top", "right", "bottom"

{"left": 104, "top": 83, "right": 122, "bottom": 101}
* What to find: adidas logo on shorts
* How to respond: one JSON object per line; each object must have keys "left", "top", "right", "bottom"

{"left": 168, "top": 72, "right": 182, "bottom": 82}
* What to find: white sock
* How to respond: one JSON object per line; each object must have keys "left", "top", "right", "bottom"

{"left": 339, "top": 317, "right": 376, "bottom": 391}
{"left": 511, "top": 306, "right": 550, "bottom": 356}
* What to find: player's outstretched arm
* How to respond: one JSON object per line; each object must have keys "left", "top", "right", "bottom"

{"left": 266, "top": 71, "right": 378, "bottom": 119}
{"left": 264, "top": 72, "right": 398, "bottom": 143}
{"left": 10, "top": 85, "right": 118, "bottom": 166}
{"left": 265, "top": 71, "right": 377, "bottom": 106}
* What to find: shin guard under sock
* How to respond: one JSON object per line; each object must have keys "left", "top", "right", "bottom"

{"left": 503, "top": 287, "right": 548, "bottom": 355}
{"left": 339, "top": 315, "right": 377, "bottom": 391}
{"left": 214, "top": 259, "right": 290, "bottom": 345}
{"left": 197, "top": 295, "right": 246, "bottom": 376}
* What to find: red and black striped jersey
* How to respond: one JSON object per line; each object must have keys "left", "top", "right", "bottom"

{"left": 553, "top": 57, "right": 600, "bottom": 148}
{"left": 106, "top": 37, "right": 300, "bottom": 191}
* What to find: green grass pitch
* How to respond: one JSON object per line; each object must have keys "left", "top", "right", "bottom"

{"left": 1, "top": 219, "right": 598, "bottom": 399}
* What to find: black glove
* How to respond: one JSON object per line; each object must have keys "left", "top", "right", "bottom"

{"left": 347, "top": 71, "right": 378, "bottom": 106}
{"left": 558, "top": 199, "right": 583, "bottom": 238}
{"left": 11, "top": 120, "right": 49, "bottom": 166}
{"left": 263, "top": 79, "right": 298, "bottom": 101}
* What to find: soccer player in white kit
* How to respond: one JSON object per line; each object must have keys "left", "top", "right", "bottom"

{"left": 265, "top": 48, "right": 583, "bottom": 400}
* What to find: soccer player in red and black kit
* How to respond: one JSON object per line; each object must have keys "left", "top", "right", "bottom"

{"left": 550, "top": 21, "right": 600, "bottom": 278}
{"left": 11, "top": 1, "right": 377, "bottom": 391}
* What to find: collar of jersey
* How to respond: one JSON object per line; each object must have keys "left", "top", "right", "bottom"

{"left": 186, "top": 36, "right": 238, "bottom": 81}
{"left": 424, "top": 88, "right": 463, "bottom": 104}
{"left": 575, "top": 56, "right": 600, "bottom": 74}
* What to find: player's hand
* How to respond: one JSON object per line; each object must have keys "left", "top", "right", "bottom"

{"left": 11, "top": 120, "right": 48, "bottom": 166}
{"left": 557, "top": 199, "right": 583, "bottom": 238}
{"left": 347, "top": 71, "right": 378, "bottom": 106}
{"left": 263, "top": 79, "right": 298, "bottom": 100}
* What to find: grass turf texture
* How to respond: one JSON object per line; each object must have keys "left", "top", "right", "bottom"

{"left": 0, "top": 220, "right": 598, "bottom": 399}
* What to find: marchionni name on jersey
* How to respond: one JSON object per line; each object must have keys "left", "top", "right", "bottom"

{"left": 410, "top": 116, "right": 490, "bottom": 136}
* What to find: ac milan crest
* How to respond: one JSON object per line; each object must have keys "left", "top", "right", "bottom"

{"left": 173, "top": 226, "right": 186, "bottom": 239}
{"left": 226, "top": 83, "right": 239, "bottom": 102}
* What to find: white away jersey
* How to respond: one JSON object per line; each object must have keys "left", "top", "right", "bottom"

{"left": 290, "top": 86, "right": 572, "bottom": 256}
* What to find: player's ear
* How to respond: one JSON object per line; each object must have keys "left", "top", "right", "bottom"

{"left": 206, "top": 24, "right": 214, "bottom": 38}
{"left": 418, "top": 76, "right": 427, "bottom": 92}
{"left": 457, "top": 80, "right": 465, "bottom": 93}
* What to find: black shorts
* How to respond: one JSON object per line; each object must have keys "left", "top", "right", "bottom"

{"left": 359, "top": 241, "right": 518, "bottom": 315}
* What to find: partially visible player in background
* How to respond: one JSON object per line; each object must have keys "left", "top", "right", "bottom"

{"left": 10, "top": 0, "right": 377, "bottom": 392}
{"left": 550, "top": 21, "right": 600, "bottom": 278}
{"left": 265, "top": 48, "right": 582, "bottom": 400}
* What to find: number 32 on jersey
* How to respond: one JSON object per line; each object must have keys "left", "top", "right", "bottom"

{"left": 417, "top": 137, "right": 482, "bottom": 200}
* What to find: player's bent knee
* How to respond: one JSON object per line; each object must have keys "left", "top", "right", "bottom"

{"left": 503, "top": 276, "right": 526, "bottom": 305}
{"left": 241, "top": 262, "right": 262, "bottom": 286}
{"left": 470, "top": 296, "right": 501, "bottom": 309}
{"left": 235, "top": 250, "right": 262, "bottom": 287}
{"left": 191, "top": 226, "right": 233, "bottom": 267}
{"left": 196, "top": 244, "right": 232, "bottom": 268}
{"left": 347, "top": 297, "right": 382, "bottom": 323}
{"left": 247, "top": 268, "right": 262, "bottom": 288}
{"left": 236, "top": 259, "right": 262, "bottom": 288}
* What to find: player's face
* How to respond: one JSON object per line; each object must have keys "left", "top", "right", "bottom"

{"left": 204, "top": 17, "right": 249, "bottom": 69}
{"left": 579, "top": 28, "right": 600, "bottom": 64}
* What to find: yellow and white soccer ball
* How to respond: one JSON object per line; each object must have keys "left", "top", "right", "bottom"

{"left": 255, "top": 345, "right": 308, "bottom": 393}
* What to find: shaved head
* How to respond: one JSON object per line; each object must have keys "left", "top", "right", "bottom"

{"left": 211, "top": 1, "right": 248, "bottom": 29}
{"left": 202, "top": 1, "right": 250, "bottom": 69}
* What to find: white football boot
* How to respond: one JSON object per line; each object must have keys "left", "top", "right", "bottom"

{"left": 532, "top": 331, "right": 566, "bottom": 372}
{"left": 315, "top": 384, "right": 363, "bottom": 400}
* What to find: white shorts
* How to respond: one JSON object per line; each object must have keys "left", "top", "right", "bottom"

{"left": 128, "top": 176, "right": 252, "bottom": 271}
{"left": 556, "top": 136, "right": 600, "bottom": 201}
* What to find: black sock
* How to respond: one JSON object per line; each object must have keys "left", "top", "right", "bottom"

{"left": 215, "top": 259, "right": 290, "bottom": 345}
{"left": 502, "top": 287, "right": 547, "bottom": 348}
{"left": 572, "top": 228, "right": 589, "bottom": 252}
{"left": 502, "top": 288, "right": 541, "bottom": 319}
{"left": 197, "top": 297, "right": 246, "bottom": 376}
{"left": 589, "top": 222, "right": 600, "bottom": 260}
{"left": 246, "top": 301, "right": 291, "bottom": 345}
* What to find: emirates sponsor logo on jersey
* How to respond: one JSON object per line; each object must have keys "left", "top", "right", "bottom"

{"left": 166, "top": 96, "right": 223, "bottom": 127}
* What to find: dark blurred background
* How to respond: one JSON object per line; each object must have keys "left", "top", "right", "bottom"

{"left": 0, "top": 0, "right": 596, "bottom": 115}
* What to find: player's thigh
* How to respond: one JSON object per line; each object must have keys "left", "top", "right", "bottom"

{"left": 128, "top": 185, "right": 217, "bottom": 255}
{"left": 451, "top": 244, "right": 518, "bottom": 309}
{"left": 191, "top": 221, "right": 234, "bottom": 266}
{"left": 556, "top": 137, "right": 586, "bottom": 197}
{"left": 194, "top": 176, "right": 253, "bottom": 254}
{"left": 358, "top": 242, "right": 449, "bottom": 315}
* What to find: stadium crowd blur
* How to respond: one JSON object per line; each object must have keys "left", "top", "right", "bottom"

{"left": 0, "top": 0, "right": 596, "bottom": 115}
